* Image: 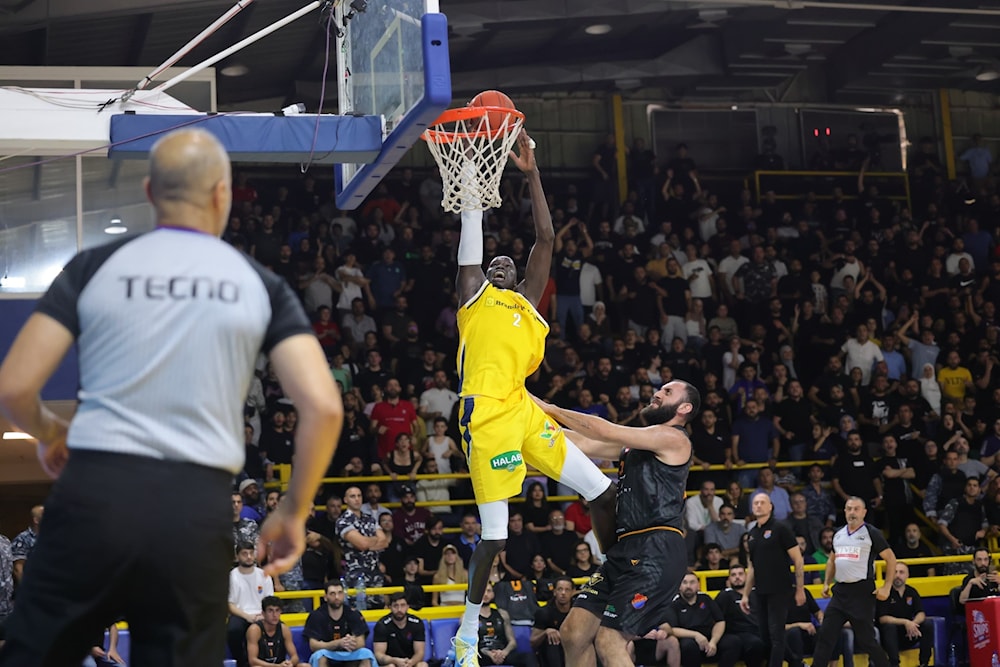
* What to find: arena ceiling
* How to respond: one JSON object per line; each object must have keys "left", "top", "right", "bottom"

{"left": 0, "top": 0, "right": 999, "bottom": 109}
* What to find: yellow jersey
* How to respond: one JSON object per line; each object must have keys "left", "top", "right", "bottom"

{"left": 457, "top": 281, "right": 549, "bottom": 399}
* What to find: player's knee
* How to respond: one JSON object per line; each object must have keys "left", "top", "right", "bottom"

{"left": 479, "top": 538, "right": 506, "bottom": 556}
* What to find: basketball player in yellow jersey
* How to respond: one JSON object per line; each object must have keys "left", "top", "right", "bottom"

{"left": 451, "top": 130, "right": 618, "bottom": 667}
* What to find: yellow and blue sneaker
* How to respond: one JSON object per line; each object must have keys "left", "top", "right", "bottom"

{"left": 451, "top": 636, "right": 480, "bottom": 667}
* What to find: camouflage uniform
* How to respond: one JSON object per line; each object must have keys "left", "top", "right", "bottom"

{"left": 278, "top": 560, "right": 306, "bottom": 613}
{"left": 10, "top": 527, "right": 37, "bottom": 571}
{"left": 232, "top": 518, "right": 260, "bottom": 555}
{"left": 336, "top": 510, "right": 386, "bottom": 608}
{"left": 0, "top": 534, "right": 13, "bottom": 620}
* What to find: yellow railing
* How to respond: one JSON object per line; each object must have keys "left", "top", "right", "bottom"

{"left": 750, "top": 169, "right": 912, "bottom": 209}
{"left": 273, "top": 553, "right": 987, "bottom": 625}
{"left": 264, "top": 460, "right": 834, "bottom": 511}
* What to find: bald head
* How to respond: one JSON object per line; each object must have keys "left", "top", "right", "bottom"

{"left": 146, "top": 129, "right": 231, "bottom": 234}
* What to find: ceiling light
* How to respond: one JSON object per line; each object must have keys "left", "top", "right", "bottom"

{"left": 104, "top": 217, "right": 128, "bottom": 235}
{"left": 976, "top": 65, "right": 1000, "bottom": 81}
{"left": 2, "top": 432, "right": 34, "bottom": 440}
{"left": 0, "top": 275, "right": 26, "bottom": 289}
{"left": 221, "top": 64, "right": 249, "bottom": 77}
{"left": 584, "top": 24, "right": 612, "bottom": 35}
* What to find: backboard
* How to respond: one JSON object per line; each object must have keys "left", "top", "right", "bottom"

{"left": 334, "top": 0, "right": 451, "bottom": 210}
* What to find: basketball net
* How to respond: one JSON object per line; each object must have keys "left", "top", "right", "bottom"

{"left": 422, "top": 107, "right": 525, "bottom": 213}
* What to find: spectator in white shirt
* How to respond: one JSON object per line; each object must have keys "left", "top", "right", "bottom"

{"left": 684, "top": 480, "right": 724, "bottom": 563}
{"left": 683, "top": 244, "right": 716, "bottom": 305}
{"left": 227, "top": 544, "right": 275, "bottom": 667}
{"left": 579, "top": 261, "right": 603, "bottom": 315}
{"left": 841, "top": 324, "right": 883, "bottom": 386}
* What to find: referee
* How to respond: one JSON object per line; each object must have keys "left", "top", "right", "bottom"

{"left": 810, "top": 496, "right": 896, "bottom": 667}
{"left": 0, "top": 128, "right": 342, "bottom": 667}
{"left": 741, "top": 492, "right": 806, "bottom": 667}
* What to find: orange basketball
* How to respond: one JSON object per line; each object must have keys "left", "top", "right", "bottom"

{"left": 468, "top": 90, "right": 516, "bottom": 136}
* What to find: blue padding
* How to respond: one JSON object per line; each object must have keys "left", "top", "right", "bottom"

{"left": 512, "top": 625, "right": 533, "bottom": 656}
{"left": 292, "top": 625, "right": 311, "bottom": 664}
{"left": 223, "top": 661, "right": 237, "bottom": 667}
{"left": 431, "top": 618, "right": 460, "bottom": 660}
{"left": 335, "top": 11, "right": 451, "bottom": 210}
{"left": 109, "top": 114, "right": 383, "bottom": 164}
{"left": 103, "top": 629, "right": 129, "bottom": 663}
{"left": 366, "top": 621, "right": 376, "bottom": 650}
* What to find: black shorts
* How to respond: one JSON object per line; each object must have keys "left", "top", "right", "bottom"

{"left": 572, "top": 528, "right": 687, "bottom": 637}
{"left": 0, "top": 450, "right": 233, "bottom": 667}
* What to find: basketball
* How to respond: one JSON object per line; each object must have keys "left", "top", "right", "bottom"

{"left": 468, "top": 90, "right": 516, "bottom": 136}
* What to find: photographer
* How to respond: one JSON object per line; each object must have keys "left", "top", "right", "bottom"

{"left": 958, "top": 547, "right": 1000, "bottom": 604}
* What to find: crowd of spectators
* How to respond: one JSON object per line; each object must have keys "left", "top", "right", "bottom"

{"left": 9, "top": 129, "right": 1000, "bottom": 661}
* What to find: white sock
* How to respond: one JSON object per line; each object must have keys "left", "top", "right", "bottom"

{"left": 458, "top": 601, "right": 482, "bottom": 640}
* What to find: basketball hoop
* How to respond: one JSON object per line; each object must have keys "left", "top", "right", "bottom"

{"left": 422, "top": 105, "right": 525, "bottom": 213}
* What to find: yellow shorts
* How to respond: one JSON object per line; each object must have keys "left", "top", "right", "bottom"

{"left": 458, "top": 389, "right": 568, "bottom": 504}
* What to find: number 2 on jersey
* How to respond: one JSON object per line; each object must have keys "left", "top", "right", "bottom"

{"left": 512, "top": 313, "right": 522, "bottom": 327}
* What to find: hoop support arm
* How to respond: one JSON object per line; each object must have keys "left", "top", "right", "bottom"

{"left": 133, "top": 0, "right": 256, "bottom": 96}
{"left": 153, "top": 1, "right": 321, "bottom": 96}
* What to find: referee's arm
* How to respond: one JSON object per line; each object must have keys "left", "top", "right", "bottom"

{"left": 0, "top": 313, "right": 75, "bottom": 476}
{"left": 259, "top": 333, "right": 344, "bottom": 574}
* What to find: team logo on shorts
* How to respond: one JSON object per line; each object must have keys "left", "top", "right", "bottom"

{"left": 540, "top": 421, "right": 559, "bottom": 444}
{"left": 630, "top": 559, "right": 640, "bottom": 566}
{"left": 489, "top": 451, "right": 523, "bottom": 471}
{"left": 631, "top": 593, "right": 648, "bottom": 609}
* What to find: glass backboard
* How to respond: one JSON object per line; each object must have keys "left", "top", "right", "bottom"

{"left": 334, "top": 0, "right": 451, "bottom": 210}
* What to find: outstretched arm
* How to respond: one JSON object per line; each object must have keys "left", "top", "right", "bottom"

{"left": 456, "top": 205, "right": 486, "bottom": 305}
{"left": 512, "top": 132, "right": 553, "bottom": 307}
{"left": 532, "top": 394, "right": 690, "bottom": 464}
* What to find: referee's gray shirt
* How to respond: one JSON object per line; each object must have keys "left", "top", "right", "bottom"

{"left": 36, "top": 228, "right": 312, "bottom": 474}
{"left": 830, "top": 521, "right": 891, "bottom": 583}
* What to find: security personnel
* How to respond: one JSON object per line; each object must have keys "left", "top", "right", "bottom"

{"left": 741, "top": 492, "right": 806, "bottom": 667}
{"left": 811, "top": 496, "right": 896, "bottom": 667}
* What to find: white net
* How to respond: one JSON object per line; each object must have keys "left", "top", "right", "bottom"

{"left": 422, "top": 108, "right": 525, "bottom": 213}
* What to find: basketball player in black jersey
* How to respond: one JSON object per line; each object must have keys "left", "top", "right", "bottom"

{"left": 531, "top": 380, "right": 700, "bottom": 667}
{"left": 245, "top": 597, "right": 307, "bottom": 667}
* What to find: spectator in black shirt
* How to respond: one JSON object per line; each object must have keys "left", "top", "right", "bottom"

{"left": 958, "top": 547, "right": 1000, "bottom": 604}
{"left": 715, "top": 565, "right": 768, "bottom": 667}
{"left": 878, "top": 435, "right": 916, "bottom": 545}
{"left": 500, "top": 512, "right": 541, "bottom": 581}
{"left": 307, "top": 496, "right": 343, "bottom": 544}
{"left": 894, "top": 523, "right": 936, "bottom": 577}
{"left": 877, "top": 563, "right": 934, "bottom": 667}
{"left": 531, "top": 576, "right": 575, "bottom": 667}
{"left": 689, "top": 408, "right": 730, "bottom": 491}
{"left": 302, "top": 581, "right": 372, "bottom": 664}
{"left": 539, "top": 510, "right": 578, "bottom": 576}
{"left": 831, "top": 431, "right": 883, "bottom": 519}
{"left": 372, "top": 593, "right": 428, "bottom": 667}
{"left": 663, "top": 573, "right": 732, "bottom": 666}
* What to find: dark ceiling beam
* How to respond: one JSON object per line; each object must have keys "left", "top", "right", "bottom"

{"left": 124, "top": 13, "right": 154, "bottom": 65}
{"left": 823, "top": 1, "right": 957, "bottom": 98}
{"left": 453, "top": 29, "right": 500, "bottom": 65}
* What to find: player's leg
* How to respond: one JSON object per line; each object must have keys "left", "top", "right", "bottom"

{"left": 596, "top": 532, "right": 684, "bottom": 667}
{"left": 520, "top": 403, "right": 616, "bottom": 551}
{"left": 560, "top": 607, "right": 603, "bottom": 667}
